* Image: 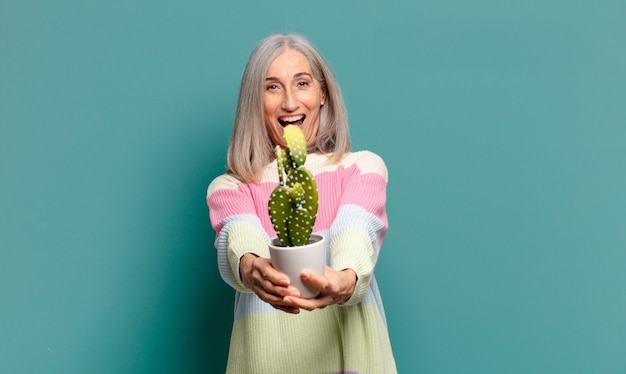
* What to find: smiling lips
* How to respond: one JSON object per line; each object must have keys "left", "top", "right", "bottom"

{"left": 278, "top": 115, "right": 305, "bottom": 127}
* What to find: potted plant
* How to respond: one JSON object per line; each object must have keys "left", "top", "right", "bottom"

{"left": 268, "top": 125, "right": 325, "bottom": 298}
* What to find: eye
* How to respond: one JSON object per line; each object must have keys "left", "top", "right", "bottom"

{"left": 266, "top": 84, "right": 280, "bottom": 91}
{"left": 296, "top": 81, "right": 310, "bottom": 89}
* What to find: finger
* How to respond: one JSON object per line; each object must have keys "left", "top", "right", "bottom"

{"left": 300, "top": 269, "right": 328, "bottom": 290}
{"left": 248, "top": 261, "right": 289, "bottom": 290}
{"left": 283, "top": 295, "right": 328, "bottom": 312}
{"left": 253, "top": 275, "right": 301, "bottom": 303}
{"left": 263, "top": 281, "right": 301, "bottom": 299}
{"left": 271, "top": 303, "right": 301, "bottom": 314}
{"left": 257, "top": 262, "right": 291, "bottom": 288}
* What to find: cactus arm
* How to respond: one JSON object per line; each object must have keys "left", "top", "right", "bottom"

{"left": 287, "top": 183, "right": 313, "bottom": 246}
{"left": 268, "top": 185, "right": 294, "bottom": 246}
{"left": 286, "top": 166, "right": 318, "bottom": 218}
{"left": 275, "top": 146, "right": 286, "bottom": 186}
{"left": 288, "top": 207, "right": 314, "bottom": 246}
{"left": 283, "top": 125, "right": 307, "bottom": 167}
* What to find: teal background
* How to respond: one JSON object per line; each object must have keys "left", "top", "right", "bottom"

{"left": 2, "top": 0, "right": 625, "bottom": 373}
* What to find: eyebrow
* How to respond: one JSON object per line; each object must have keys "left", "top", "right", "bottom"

{"left": 265, "top": 72, "right": 313, "bottom": 81}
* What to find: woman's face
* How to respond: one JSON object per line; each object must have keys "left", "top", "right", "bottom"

{"left": 263, "top": 49, "right": 326, "bottom": 148}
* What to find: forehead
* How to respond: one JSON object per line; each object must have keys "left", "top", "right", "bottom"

{"left": 266, "top": 49, "right": 312, "bottom": 77}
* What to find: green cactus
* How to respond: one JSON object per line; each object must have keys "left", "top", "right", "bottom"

{"left": 268, "top": 125, "right": 319, "bottom": 247}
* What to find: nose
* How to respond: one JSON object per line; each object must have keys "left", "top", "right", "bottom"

{"left": 281, "top": 88, "right": 298, "bottom": 111}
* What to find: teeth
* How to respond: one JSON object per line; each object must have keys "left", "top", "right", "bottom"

{"left": 280, "top": 115, "right": 304, "bottom": 123}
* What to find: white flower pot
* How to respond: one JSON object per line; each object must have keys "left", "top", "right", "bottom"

{"left": 268, "top": 234, "right": 326, "bottom": 299}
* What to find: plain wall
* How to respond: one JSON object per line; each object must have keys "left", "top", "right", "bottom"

{"left": 1, "top": 0, "right": 625, "bottom": 373}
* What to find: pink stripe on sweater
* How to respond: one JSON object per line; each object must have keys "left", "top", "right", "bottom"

{"left": 208, "top": 158, "right": 388, "bottom": 239}
{"left": 208, "top": 185, "right": 264, "bottom": 234}
{"left": 313, "top": 167, "right": 388, "bottom": 230}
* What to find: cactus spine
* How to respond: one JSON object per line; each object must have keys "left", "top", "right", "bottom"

{"left": 268, "top": 125, "right": 319, "bottom": 247}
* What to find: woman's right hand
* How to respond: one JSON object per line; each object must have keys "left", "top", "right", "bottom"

{"left": 239, "top": 253, "right": 302, "bottom": 314}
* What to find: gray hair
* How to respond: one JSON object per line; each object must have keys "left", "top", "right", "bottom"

{"left": 226, "top": 33, "right": 351, "bottom": 183}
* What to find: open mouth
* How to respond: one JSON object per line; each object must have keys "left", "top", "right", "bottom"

{"left": 278, "top": 115, "right": 305, "bottom": 128}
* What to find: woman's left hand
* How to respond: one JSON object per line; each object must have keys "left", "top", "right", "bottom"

{"left": 281, "top": 266, "right": 357, "bottom": 311}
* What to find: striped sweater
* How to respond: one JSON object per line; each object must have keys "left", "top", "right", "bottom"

{"left": 207, "top": 151, "right": 397, "bottom": 374}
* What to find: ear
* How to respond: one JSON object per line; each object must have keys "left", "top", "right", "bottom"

{"left": 321, "top": 89, "right": 327, "bottom": 106}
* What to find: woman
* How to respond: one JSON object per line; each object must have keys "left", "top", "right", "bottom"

{"left": 207, "top": 33, "right": 397, "bottom": 373}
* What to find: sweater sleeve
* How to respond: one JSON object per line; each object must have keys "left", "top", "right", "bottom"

{"left": 329, "top": 151, "right": 389, "bottom": 305}
{"left": 207, "top": 174, "right": 270, "bottom": 292}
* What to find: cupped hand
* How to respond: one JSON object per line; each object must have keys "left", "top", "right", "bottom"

{"left": 239, "top": 253, "right": 302, "bottom": 314}
{"left": 281, "top": 266, "right": 357, "bottom": 311}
